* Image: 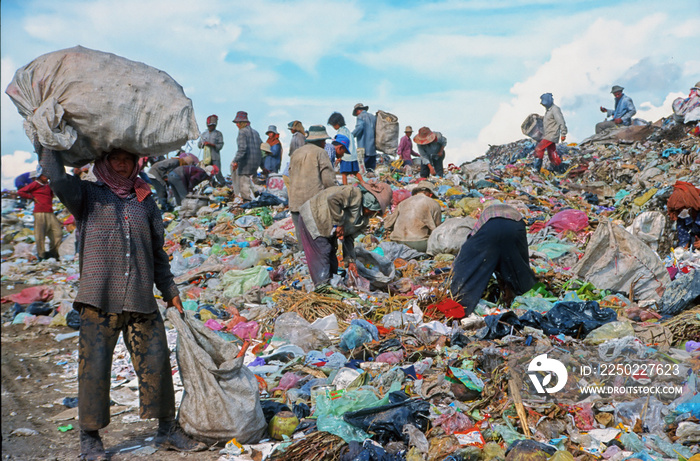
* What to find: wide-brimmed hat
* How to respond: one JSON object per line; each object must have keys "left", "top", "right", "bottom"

{"left": 206, "top": 115, "right": 218, "bottom": 126}
{"left": 233, "top": 111, "right": 249, "bottom": 123}
{"left": 693, "top": 82, "right": 700, "bottom": 90}
{"left": 363, "top": 182, "right": 393, "bottom": 214}
{"left": 404, "top": 125, "right": 413, "bottom": 133}
{"left": 306, "top": 125, "right": 330, "bottom": 141}
{"left": 266, "top": 125, "right": 279, "bottom": 135}
{"left": 332, "top": 134, "right": 350, "bottom": 151}
{"left": 260, "top": 142, "right": 272, "bottom": 153}
{"left": 610, "top": 85, "right": 624, "bottom": 93}
{"left": 353, "top": 103, "right": 368, "bottom": 115}
{"left": 412, "top": 181, "right": 437, "bottom": 197}
{"left": 413, "top": 127, "right": 437, "bottom": 145}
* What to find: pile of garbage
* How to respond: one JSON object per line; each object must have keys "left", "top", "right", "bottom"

{"left": 2, "top": 117, "right": 699, "bottom": 460}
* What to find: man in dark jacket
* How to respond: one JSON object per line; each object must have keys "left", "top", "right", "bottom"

{"left": 231, "top": 111, "right": 262, "bottom": 201}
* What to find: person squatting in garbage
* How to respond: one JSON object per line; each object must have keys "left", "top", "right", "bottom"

{"left": 333, "top": 133, "right": 365, "bottom": 186}
{"left": 147, "top": 156, "right": 184, "bottom": 211}
{"left": 287, "top": 125, "right": 337, "bottom": 236}
{"left": 596, "top": 84, "right": 636, "bottom": 133}
{"left": 384, "top": 181, "right": 442, "bottom": 253}
{"left": 450, "top": 202, "right": 537, "bottom": 314}
{"left": 534, "top": 93, "right": 567, "bottom": 173}
{"left": 298, "top": 182, "right": 392, "bottom": 286}
{"left": 37, "top": 145, "right": 207, "bottom": 460}
{"left": 231, "top": 110, "right": 263, "bottom": 202}
{"left": 167, "top": 163, "right": 217, "bottom": 206}
{"left": 198, "top": 114, "right": 226, "bottom": 186}
{"left": 17, "top": 165, "right": 63, "bottom": 260}
{"left": 414, "top": 126, "right": 447, "bottom": 178}
{"left": 667, "top": 181, "right": 700, "bottom": 250}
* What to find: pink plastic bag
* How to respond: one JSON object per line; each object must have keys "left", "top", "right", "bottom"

{"left": 375, "top": 350, "right": 404, "bottom": 364}
{"left": 203, "top": 319, "right": 224, "bottom": 331}
{"left": 434, "top": 410, "right": 474, "bottom": 434}
{"left": 230, "top": 320, "right": 259, "bottom": 341}
{"left": 392, "top": 189, "right": 411, "bottom": 207}
{"left": 271, "top": 372, "right": 302, "bottom": 392}
{"left": 546, "top": 209, "right": 589, "bottom": 233}
{"left": 2, "top": 286, "right": 54, "bottom": 304}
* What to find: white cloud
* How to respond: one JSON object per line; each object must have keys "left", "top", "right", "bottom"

{"left": 1, "top": 151, "right": 37, "bottom": 190}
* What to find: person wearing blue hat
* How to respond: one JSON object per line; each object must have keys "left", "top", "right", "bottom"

{"left": 332, "top": 134, "right": 364, "bottom": 186}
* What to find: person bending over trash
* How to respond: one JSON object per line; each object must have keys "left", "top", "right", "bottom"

{"left": 414, "top": 126, "right": 447, "bottom": 178}
{"left": 595, "top": 85, "right": 636, "bottom": 133}
{"left": 667, "top": 181, "right": 700, "bottom": 250}
{"left": 450, "top": 202, "right": 537, "bottom": 314}
{"left": 167, "top": 164, "right": 216, "bottom": 206}
{"left": 534, "top": 93, "right": 566, "bottom": 173}
{"left": 18, "top": 166, "right": 63, "bottom": 260}
{"left": 298, "top": 182, "right": 392, "bottom": 286}
{"left": 148, "top": 156, "right": 182, "bottom": 211}
{"left": 384, "top": 181, "right": 441, "bottom": 253}
{"left": 37, "top": 144, "right": 207, "bottom": 460}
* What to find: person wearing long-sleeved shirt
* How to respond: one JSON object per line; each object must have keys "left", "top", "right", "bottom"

{"left": 351, "top": 103, "right": 377, "bottom": 172}
{"left": 397, "top": 126, "right": 419, "bottom": 166}
{"left": 534, "top": 93, "right": 567, "bottom": 172}
{"left": 384, "top": 181, "right": 441, "bottom": 253}
{"left": 414, "top": 127, "right": 447, "bottom": 178}
{"left": 197, "top": 114, "right": 225, "bottom": 186}
{"left": 231, "top": 111, "right": 262, "bottom": 201}
{"left": 288, "top": 125, "right": 337, "bottom": 234}
{"left": 148, "top": 157, "right": 181, "bottom": 210}
{"left": 167, "top": 165, "right": 211, "bottom": 206}
{"left": 298, "top": 182, "right": 392, "bottom": 286}
{"left": 262, "top": 125, "right": 283, "bottom": 175}
{"left": 38, "top": 146, "right": 205, "bottom": 459}
{"left": 14, "top": 171, "right": 35, "bottom": 208}
{"left": 18, "top": 168, "right": 63, "bottom": 260}
{"left": 596, "top": 85, "right": 636, "bottom": 133}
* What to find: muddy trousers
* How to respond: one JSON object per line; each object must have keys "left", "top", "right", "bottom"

{"left": 534, "top": 140, "right": 562, "bottom": 166}
{"left": 77, "top": 304, "right": 175, "bottom": 431}
{"left": 34, "top": 212, "right": 62, "bottom": 258}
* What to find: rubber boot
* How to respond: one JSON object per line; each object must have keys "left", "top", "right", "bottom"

{"left": 154, "top": 418, "right": 207, "bottom": 452}
{"left": 79, "top": 430, "right": 107, "bottom": 461}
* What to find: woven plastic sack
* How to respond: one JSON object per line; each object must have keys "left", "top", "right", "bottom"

{"left": 521, "top": 114, "right": 544, "bottom": 141}
{"left": 572, "top": 220, "right": 670, "bottom": 302}
{"left": 166, "top": 310, "right": 266, "bottom": 444}
{"left": 427, "top": 217, "right": 477, "bottom": 256}
{"left": 5, "top": 46, "right": 199, "bottom": 167}
{"left": 625, "top": 211, "right": 665, "bottom": 252}
{"left": 375, "top": 110, "right": 399, "bottom": 155}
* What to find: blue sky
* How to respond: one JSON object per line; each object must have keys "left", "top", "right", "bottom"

{"left": 2, "top": 0, "right": 699, "bottom": 189}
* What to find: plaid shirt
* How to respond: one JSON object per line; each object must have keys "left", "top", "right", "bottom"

{"left": 469, "top": 203, "right": 523, "bottom": 237}
{"left": 41, "top": 150, "right": 179, "bottom": 314}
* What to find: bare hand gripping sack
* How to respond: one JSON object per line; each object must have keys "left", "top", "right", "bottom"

{"left": 5, "top": 46, "right": 200, "bottom": 166}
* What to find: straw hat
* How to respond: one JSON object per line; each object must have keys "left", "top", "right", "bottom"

{"left": 261, "top": 142, "right": 272, "bottom": 153}
{"left": 413, "top": 127, "right": 437, "bottom": 145}
{"left": 404, "top": 126, "right": 413, "bottom": 133}
{"left": 353, "top": 103, "right": 368, "bottom": 115}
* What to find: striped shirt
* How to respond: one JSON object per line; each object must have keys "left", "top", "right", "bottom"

{"left": 41, "top": 150, "right": 179, "bottom": 314}
{"left": 469, "top": 203, "right": 523, "bottom": 237}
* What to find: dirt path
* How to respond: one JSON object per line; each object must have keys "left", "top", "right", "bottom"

{"left": 1, "top": 283, "right": 223, "bottom": 460}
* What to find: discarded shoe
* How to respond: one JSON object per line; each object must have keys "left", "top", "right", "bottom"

{"left": 79, "top": 430, "right": 107, "bottom": 461}
{"left": 154, "top": 420, "right": 207, "bottom": 452}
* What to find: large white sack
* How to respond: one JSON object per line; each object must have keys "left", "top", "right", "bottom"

{"left": 166, "top": 310, "right": 266, "bottom": 444}
{"left": 427, "top": 217, "right": 477, "bottom": 256}
{"left": 375, "top": 110, "right": 399, "bottom": 155}
{"left": 572, "top": 220, "right": 670, "bottom": 303}
{"left": 625, "top": 211, "right": 666, "bottom": 252}
{"left": 5, "top": 46, "right": 200, "bottom": 166}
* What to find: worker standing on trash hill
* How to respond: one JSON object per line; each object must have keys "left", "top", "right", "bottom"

{"left": 231, "top": 111, "right": 263, "bottom": 202}
{"left": 596, "top": 85, "right": 636, "bottom": 133}
{"left": 535, "top": 93, "right": 566, "bottom": 173}
{"left": 18, "top": 166, "right": 63, "bottom": 260}
{"left": 352, "top": 103, "right": 377, "bottom": 172}
{"left": 197, "top": 114, "right": 226, "bottom": 186}
{"left": 37, "top": 143, "right": 207, "bottom": 460}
